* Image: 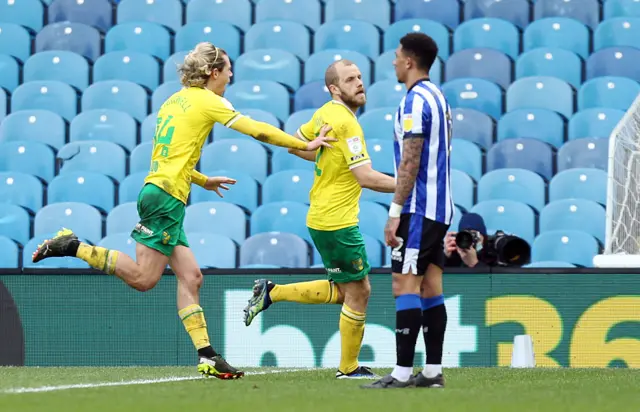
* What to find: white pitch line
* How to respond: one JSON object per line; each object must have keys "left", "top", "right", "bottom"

{"left": 1, "top": 368, "right": 312, "bottom": 395}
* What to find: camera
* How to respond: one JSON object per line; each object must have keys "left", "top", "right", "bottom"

{"left": 484, "top": 230, "right": 531, "bottom": 266}
{"left": 455, "top": 230, "right": 481, "bottom": 250}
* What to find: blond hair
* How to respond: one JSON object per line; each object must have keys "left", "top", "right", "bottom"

{"left": 178, "top": 42, "right": 227, "bottom": 88}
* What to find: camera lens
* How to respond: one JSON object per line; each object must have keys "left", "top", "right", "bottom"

{"left": 455, "top": 231, "right": 473, "bottom": 249}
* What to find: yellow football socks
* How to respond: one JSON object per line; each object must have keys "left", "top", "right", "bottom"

{"left": 269, "top": 280, "right": 339, "bottom": 304}
{"left": 178, "top": 304, "right": 211, "bottom": 350}
{"left": 339, "top": 304, "right": 366, "bottom": 375}
{"left": 76, "top": 244, "right": 119, "bottom": 275}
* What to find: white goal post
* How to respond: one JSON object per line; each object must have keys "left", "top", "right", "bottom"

{"left": 593, "top": 92, "right": 640, "bottom": 268}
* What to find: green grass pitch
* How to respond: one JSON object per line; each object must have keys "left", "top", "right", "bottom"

{"left": 0, "top": 367, "right": 638, "bottom": 411}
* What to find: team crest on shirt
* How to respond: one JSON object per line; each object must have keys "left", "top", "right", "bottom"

{"left": 402, "top": 114, "right": 413, "bottom": 133}
{"left": 346, "top": 136, "right": 363, "bottom": 154}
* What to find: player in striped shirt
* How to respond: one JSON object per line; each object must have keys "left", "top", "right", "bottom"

{"left": 363, "top": 33, "right": 453, "bottom": 390}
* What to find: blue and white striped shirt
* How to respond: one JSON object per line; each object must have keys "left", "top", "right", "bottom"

{"left": 393, "top": 79, "right": 454, "bottom": 225}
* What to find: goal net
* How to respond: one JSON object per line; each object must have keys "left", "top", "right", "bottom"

{"left": 593, "top": 93, "right": 640, "bottom": 268}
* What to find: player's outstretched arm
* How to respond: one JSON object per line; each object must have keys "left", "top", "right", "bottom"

{"left": 351, "top": 163, "right": 396, "bottom": 193}
{"left": 229, "top": 117, "right": 335, "bottom": 151}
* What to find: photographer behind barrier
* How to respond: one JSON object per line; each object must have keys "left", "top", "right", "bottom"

{"left": 444, "top": 213, "right": 531, "bottom": 268}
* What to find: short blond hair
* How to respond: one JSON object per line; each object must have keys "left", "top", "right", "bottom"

{"left": 178, "top": 42, "right": 227, "bottom": 88}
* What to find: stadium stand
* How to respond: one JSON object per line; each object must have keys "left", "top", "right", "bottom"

{"left": 1, "top": 0, "right": 632, "bottom": 268}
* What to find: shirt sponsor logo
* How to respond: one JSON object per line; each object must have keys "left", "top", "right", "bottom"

{"left": 134, "top": 223, "right": 154, "bottom": 236}
{"left": 327, "top": 268, "right": 342, "bottom": 274}
{"left": 350, "top": 154, "right": 365, "bottom": 162}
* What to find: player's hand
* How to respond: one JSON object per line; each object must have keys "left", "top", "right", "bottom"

{"left": 444, "top": 232, "right": 457, "bottom": 258}
{"left": 305, "top": 124, "right": 337, "bottom": 151}
{"left": 384, "top": 217, "right": 401, "bottom": 248}
{"left": 204, "top": 176, "right": 236, "bottom": 198}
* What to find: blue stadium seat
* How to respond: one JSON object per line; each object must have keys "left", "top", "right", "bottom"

{"left": 98, "top": 233, "right": 137, "bottom": 259}
{"left": 451, "top": 139, "right": 483, "bottom": 181}
{"left": 187, "top": 232, "right": 238, "bottom": 268}
{"left": 451, "top": 169, "right": 475, "bottom": 211}
{"left": 366, "top": 80, "right": 407, "bottom": 111}
{"left": 325, "top": 0, "right": 390, "bottom": 29}
{"left": 453, "top": 18, "right": 520, "bottom": 59}
{"left": 589, "top": 46, "right": 640, "bottom": 83}
{"left": 524, "top": 261, "right": 576, "bottom": 268}
{"left": 516, "top": 48, "right": 583, "bottom": 89}
{"left": 568, "top": 108, "right": 625, "bottom": 140}
{"left": 130, "top": 142, "right": 152, "bottom": 174}
{"left": 532, "top": 230, "right": 599, "bottom": 267}
{"left": 578, "top": 76, "right": 640, "bottom": 111}
{"left": 464, "top": 0, "right": 531, "bottom": 29}
{"left": 105, "top": 22, "right": 171, "bottom": 60}
{"left": 251, "top": 201, "right": 310, "bottom": 242}
{"left": 0, "top": 23, "right": 31, "bottom": 62}
{"left": 549, "top": 168, "right": 607, "bottom": 205}
{"left": 185, "top": 202, "right": 247, "bottom": 244}
{"left": 497, "top": 108, "right": 565, "bottom": 148}
{"left": 0, "top": 141, "right": 55, "bottom": 183}
{"left": 306, "top": 50, "right": 372, "bottom": 86}
{"left": 0, "top": 54, "right": 18, "bottom": 93}
{"left": 446, "top": 48, "right": 512, "bottom": 89}
{"left": 94, "top": 51, "right": 160, "bottom": 90}
{"left": 117, "top": 0, "right": 183, "bottom": 32}
{"left": 477, "top": 168, "right": 546, "bottom": 212}
{"left": 140, "top": 112, "right": 157, "bottom": 142}
{"left": 152, "top": 81, "right": 182, "bottom": 112}
{"left": 118, "top": 171, "right": 146, "bottom": 204}
{"left": 225, "top": 80, "right": 290, "bottom": 122}
{"left": 48, "top": 172, "right": 116, "bottom": 212}
{"left": 11, "top": 81, "right": 78, "bottom": 121}
{"left": 48, "top": 0, "right": 113, "bottom": 32}
{"left": 451, "top": 205, "right": 463, "bottom": 232}
{"left": 283, "top": 109, "right": 318, "bottom": 135}
{"left": 605, "top": 0, "right": 640, "bottom": 19}
{"left": 201, "top": 140, "right": 268, "bottom": 184}
{"left": 23, "top": 234, "right": 90, "bottom": 269}
{"left": 487, "top": 138, "right": 554, "bottom": 180}
{"left": 186, "top": 0, "right": 252, "bottom": 31}
{"left": 506, "top": 76, "right": 574, "bottom": 119}
{"left": 384, "top": 19, "right": 450, "bottom": 59}
{"left": 214, "top": 108, "right": 279, "bottom": 143}
{"left": 0, "top": 89, "right": 5, "bottom": 121}
{"left": 367, "top": 138, "right": 395, "bottom": 176}
{"left": 0, "top": 171, "right": 43, "bottom": 212}
{"left": 0, "top": 236, "right": 18, "bottom": 268}
{"left": 235, "top": 49, "right": 302, "bottom": 90}
{"left": 540, "top": 199, "right": 606, "bottom": 243}
{"left": 58, "top": 141, "right": 127, "bottom": 182}
{"left": 174, "top": 22, "right": 241, "bottom": 60}
{"left": 256, "top": 0, "right": 321, "bottom": 29}
{"left": 451, "top": 108, "right": 495, "bottom": 150}
{"left": 245, "top": 21, "right": 311, "bottom": 59}
{"left": 36, "top": 23, "right": 101, "bottom": 62}
{"left": 362, "top": 234, "right": 384, "bottom": 268}
{"left": 523, "top": 17, "right": 590, "bottom": 59}
{"left": 394, "top": 0, "right": 460, "bottom": 29}
{"left": 442, "top": 78, "right": 503, "bottom": 120}
{"left": 470, "top": 199, "right": 536, "bottom": 244}
{"left": 294, "top": 81, "right": 331, "bottom": 112}
{"left": 240, "top": 232, "right": 309, "bottom": 268}
{"left": 70, "top": 109, "right": 137, "bottom": 152}
{"left": 34, "top": 202, "right": 103, "bottom": 244}
{"left": 375, "top": 50, "right": 442, "bottom": 85}
{"left": 0, "top": 0, "right": 44, "bottom": 31}
{"left": 190, "top": 169, "right": 259, "bottom": 212}
{"left": 0, "top": 109, "right": 66, "bottom": 149}
{"left": 0, "top": 204, "right": 30, "bottom": 245}
{"left": 314, "top": 21, "right": 381, "bottom": 59}
{"left": 263, "top": 169, "right": 314, "bottom": 204}
{"left": 534, "top": 0, "right": 600, "bottom": 29}
{"left": 106, "top": 202, "right": 139, "bottom": 235}
{"left": 24, "top": 51, "right": 89, "bottom": 91}
{"left": 594, "top": 17, "right": 640, "bottom": 51}
{"left": 359, "top": 107, "right": 395, "bottom": 143}
{"left": 163, "top": 52, "right": 188, "bottom": 83}
{"left": 271, "top": 148, "right": 314, "bottom": 173}
{"left": 360, "top": 188, "right": 393, "bottom": 207}
{"left": 557, "top": 137, "right": 608, "bottom": 171}
{"left": 359, "top": 201, "right": 389, "bottom": 242}
{"left": 82, "top": 80, "right": 149, "bottom": 122}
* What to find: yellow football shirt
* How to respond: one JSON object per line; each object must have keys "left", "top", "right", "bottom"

{"left": 145, "top": 87, "right": 242, "bottom": 204}
{"left": 298, "top": 100, "right": 371, "bottom": 231}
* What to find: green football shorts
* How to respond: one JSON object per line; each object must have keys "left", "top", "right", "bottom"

{"left": 130, "top": 183, "right": 189, "bottom": 257}
{"left": 309, "top": 225, "right": 371, "bottom": 284}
